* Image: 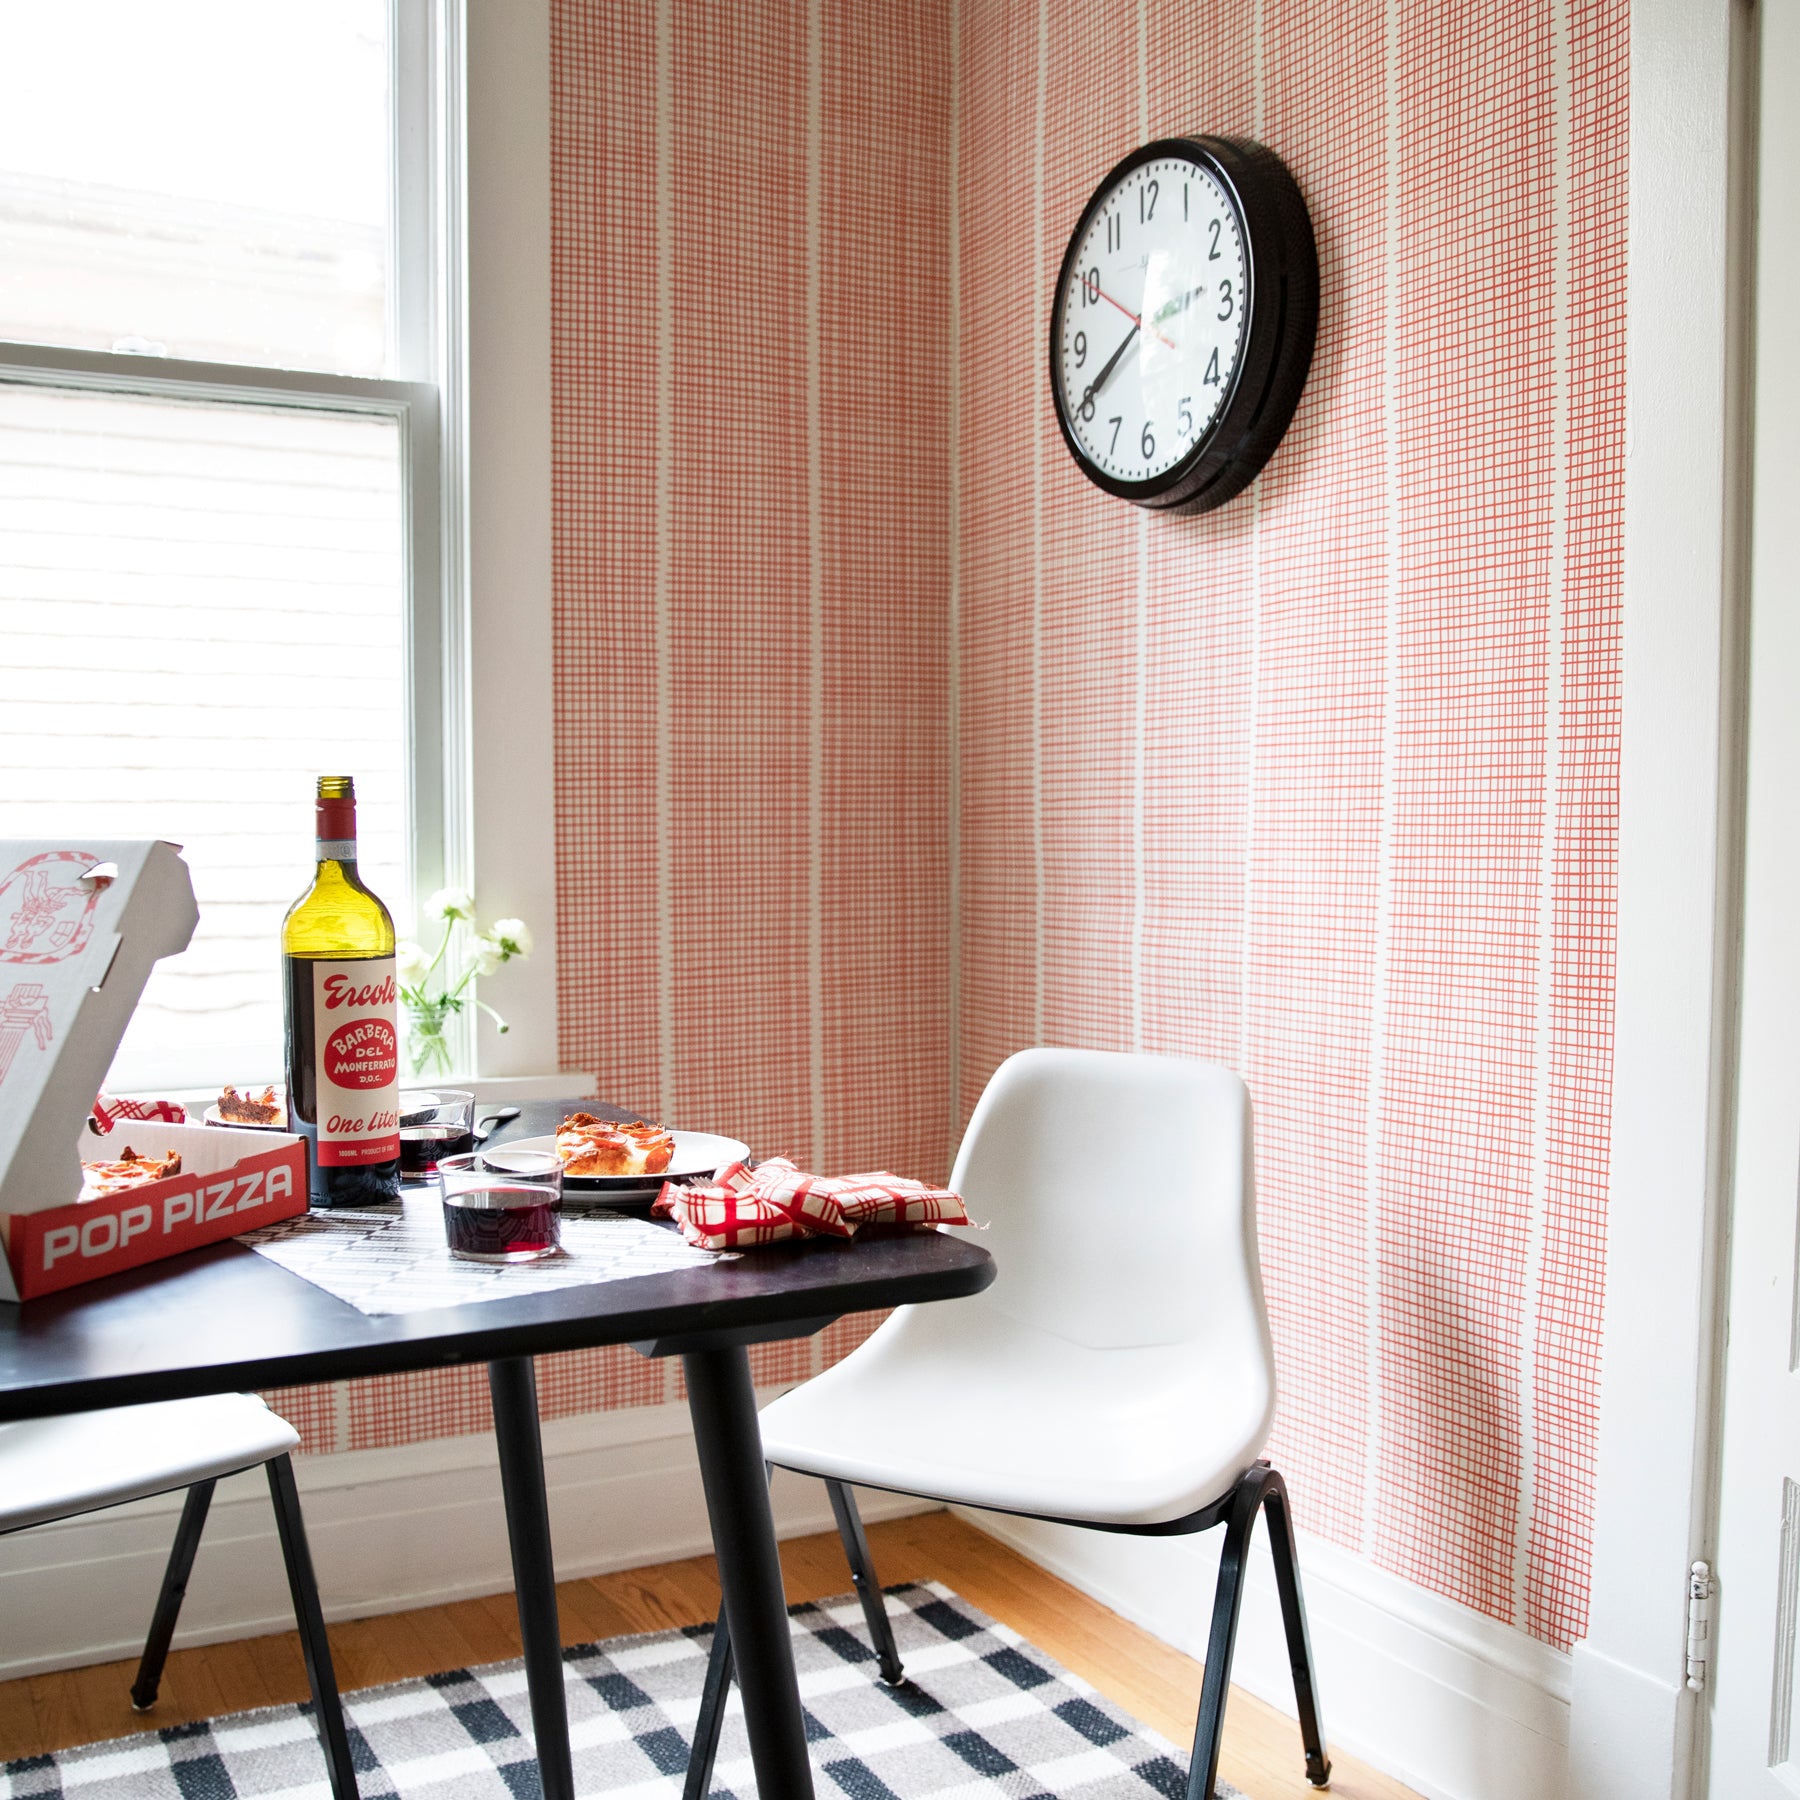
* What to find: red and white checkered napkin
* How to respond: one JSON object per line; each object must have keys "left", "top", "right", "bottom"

{"left": 655, "top": 1156, "right": 973, "bottom": 1252}
{"left": 90, "top": 1093, "right": 188, "bottom": 1133}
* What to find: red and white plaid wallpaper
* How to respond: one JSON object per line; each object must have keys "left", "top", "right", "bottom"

{"left": 954, "top": 0, "right": 1625, "bottom": 1651}
{"left": 270, "top": 0, "right": 1625, "bottom": 1658}
{"left": 263, "top": 0, "right": 948, "bottom": 1460}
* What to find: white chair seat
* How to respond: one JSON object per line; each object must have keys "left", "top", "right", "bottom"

{"left": 0, "top": 1394, "right": 299, "bottom": 1533}
{"left": 758, "top": 1301, "right": 1273, "bottom": 1527}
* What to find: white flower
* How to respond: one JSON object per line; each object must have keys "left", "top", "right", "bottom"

{"left": 488, "top": 917, "right": 533, "bottom": 959}
{"left": 396, "top": 940, "right": 431, "bottom": 984}
{"left": 426, "top": 886, "right": 475, "bottom": 922}
{"left": 471, "top": 936, "right": 507, "bottom": 978}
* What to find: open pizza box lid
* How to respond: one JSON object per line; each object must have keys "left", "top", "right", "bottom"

{"left": 0, "top": 840, "right": 200, "bottom": 1303}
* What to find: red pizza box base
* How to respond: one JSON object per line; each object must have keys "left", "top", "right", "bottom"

{"left": 2, "top": 1123, "right": 308, "bottom": 1301}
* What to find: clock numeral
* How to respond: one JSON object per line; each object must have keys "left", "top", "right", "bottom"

{"left": 1079, "top": 392, "right": 1096, "bottom": 422}
{"left": 1183, "top": 183, "right": 1189, "bottom": 222}
{"left": 1082, "top": 267, "right": 1101, "bottom": 307}
{"left": 1073, "top": 330, "right": 1087, "bottom": 367}
{"left": 1208, "top": 218, "right": 1222, "bottom": 261}
{"left": 1141, "top": 421, "right": 1157, "bottom": 461}
{"left": 1108, "top": 415, "right": 1123, "bottom": 455}
{"left": 1218, "top": 278, "right": 1234, "bottom": 320}
{"left": 1140, "top": 179, "right": 1159, "bottom": 223}
{"left": 1204, "top": 348, "right": 1221, "bottom": 386}
{"left": 1178, "top": 396, "right": 1194, "bottom": 436}
{"left": 1105, "top": 212, "right": 1122, "bottom": 253}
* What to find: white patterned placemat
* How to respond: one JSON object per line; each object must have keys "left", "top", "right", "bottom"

{"left": 242, "top": 1192, "right": 731, "bottom": 1315}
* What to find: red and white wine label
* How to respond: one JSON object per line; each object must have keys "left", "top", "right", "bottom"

{"left": 309, "top": 957, "right": 400, "bottom": 1167}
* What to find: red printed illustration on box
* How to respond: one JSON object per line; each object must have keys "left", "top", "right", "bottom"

{"left": 0, "top": 983, "right": 53, "bottom": 1089}
{"left": 311, "top": 959, "right": 400, "bottom": 1167}
{"left": 0, "top": 852, "right": 104, "bottom": 965}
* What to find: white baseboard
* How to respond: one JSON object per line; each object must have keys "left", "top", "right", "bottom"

{"left": 0, "top": 1396, "right": 931, "bottom": 1682}
{"left": 959, "top": 1507, "right": 1571, "bottom": 1800}
{"left": 1566, "top": 1640, "right": 1689, "bottom": 1800}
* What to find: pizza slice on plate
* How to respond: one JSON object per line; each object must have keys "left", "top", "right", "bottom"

{"left": 554, "top": 1113, "right": 675, "bottom": 1178}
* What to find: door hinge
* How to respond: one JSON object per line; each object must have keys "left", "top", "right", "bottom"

{"left": 1686, "top": 1560, "right": 1715, "bottom": 1692}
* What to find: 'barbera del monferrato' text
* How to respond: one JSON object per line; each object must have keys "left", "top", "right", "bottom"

{"left": 282, "top": 776, "right": 401, "bottom": 1207}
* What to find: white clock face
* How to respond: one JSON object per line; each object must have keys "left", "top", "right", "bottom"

{"left": 1055, "top": 155, "right": 1250, "bottom": 484}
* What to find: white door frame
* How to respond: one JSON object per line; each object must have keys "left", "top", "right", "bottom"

{"left": 1568, "top": 1, "right": 1751, "bottom": 1795}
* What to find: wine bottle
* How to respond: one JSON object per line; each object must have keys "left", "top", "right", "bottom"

{"left": 282, "top": 775, "right": 401, "bottom": 1207}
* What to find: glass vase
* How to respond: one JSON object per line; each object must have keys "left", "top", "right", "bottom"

{"left": 404, "top": 996, "right": 457, "bottom": 1080}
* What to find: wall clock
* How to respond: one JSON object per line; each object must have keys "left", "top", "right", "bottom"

{"left": 1050, "top": 136, "right": 1317, "bottom": 515}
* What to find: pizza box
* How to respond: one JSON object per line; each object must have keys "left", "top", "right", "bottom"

{"left": 8, "top": 1119, "right": 307, "bottom": 1301}
{"left": 0, "top": 837, "right": 306, "bottom": 1302}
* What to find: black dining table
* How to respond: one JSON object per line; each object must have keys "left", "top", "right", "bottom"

{"left": 0, "top": 1099, "right": 995, "bottom": 1800}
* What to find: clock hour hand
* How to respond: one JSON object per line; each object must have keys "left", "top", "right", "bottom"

{"left": 1079, "top": 322, "right": 1139, "bottom": 411}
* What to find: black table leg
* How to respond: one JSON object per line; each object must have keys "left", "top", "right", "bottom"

{"left": 489, "top": 1356, "right": 574, "bottom": 1800}
{"left": 683, "top": 1345, "right": 814, "bottom": 1800}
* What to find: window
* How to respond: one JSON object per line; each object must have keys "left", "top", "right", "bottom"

{"left": 0, "top": 0, "right": 457, "bottom": 1090}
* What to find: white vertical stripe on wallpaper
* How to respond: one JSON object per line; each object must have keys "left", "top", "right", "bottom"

{"left": 653, "top": 0, "right": 675, "bottom": 1123}
{"left": 1031, "top": 0, "right": 1048, "bottom": 1045}
{"left": 805, "top": 0, "right": 825, "bottom": 1171}
{"left": 1363, "top": 0, "right": 1400, "bottom": 1557}
{"left": 1514, "top": 0, "right": 1571, "bottom": 1628}
{"left": 1131, "top": 521, "right": 1148, "bottom": 1054}
{"left": 1130, "top": 0, "right": 1148, "bottom": 1052}
{"left": 948, "top": 0, "right": 964, "bottom": 1135}
{"left": 1239, "top": 0, "right": 1266, "bottom": 1079}
{"left": 1136, "top": 0, "right": 1148, "bottom": 138}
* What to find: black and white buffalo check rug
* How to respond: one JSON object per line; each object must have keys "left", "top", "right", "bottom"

{"left": 1, "top": 1581, "right": 1243, "bottom": 1799}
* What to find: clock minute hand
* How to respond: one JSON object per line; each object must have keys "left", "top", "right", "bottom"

{"left": 1080, "top": 321, "right": 1140, "bottom": 410}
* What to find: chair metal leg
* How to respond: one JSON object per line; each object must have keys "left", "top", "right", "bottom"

{"left": 681, "top": 1612, "right": 736, "bottom": 1800}
{"left": 1260, "top": 1472, "right": 1331, "bottom": 1787}
{"left": 1186, "top": 1463, "right": 1332, "bottom": 1799}
{"left": 266, "top": 1454, "right": 360, "bottom": 1800}
{"left": 130, "top": 1478, "right": 216, "bottom": 1710}
{"left": 1187, "top": 1470, "right": 1261, "bottom": 1800}
{"left": 825, "top": 1477, "right": 904, "bottom": 1684}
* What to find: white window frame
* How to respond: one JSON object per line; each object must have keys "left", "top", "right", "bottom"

{"left": 458, "top": 0, "right": 558, "bottom": 1085}
{"left": 0, "top": 0, "right": 571, "bottom": 1086}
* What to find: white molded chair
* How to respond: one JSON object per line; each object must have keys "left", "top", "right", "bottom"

{"left": 0, "top": 1394, "right": 357, "bottom": 1797}
{"left": 684, "top": 1048, "right": 1330, "bottom": 1800}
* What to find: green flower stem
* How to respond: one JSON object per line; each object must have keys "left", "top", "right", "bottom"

{"left": 423, "top": 915, "right": 455, "bottom": 985}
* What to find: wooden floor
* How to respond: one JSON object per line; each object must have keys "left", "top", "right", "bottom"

{"left": 0, "top": 1509, "right": 1420, "bottom": 1800}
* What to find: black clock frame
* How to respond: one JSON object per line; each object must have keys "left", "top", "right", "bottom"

{"left": 1049, "top": 135, "right": 1318, "bottom": 515}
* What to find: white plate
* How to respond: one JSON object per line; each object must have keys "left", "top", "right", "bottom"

{"left": 503, "top": 1128, "right": 748, "bottom": 1187}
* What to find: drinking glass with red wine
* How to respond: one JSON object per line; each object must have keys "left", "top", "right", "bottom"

{"left": 398, "top": 1088, "right": 475, "bottom": 1179}
{"left": 437, "top": 1148, "right": 563, "bottom": 1262}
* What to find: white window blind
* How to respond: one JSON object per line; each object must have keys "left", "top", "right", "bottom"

{"left": 0, "top": 0, "right": 450, "bottom": 1095}
{"left": 0, "top": 384, "right": 407, "bottom": 1090}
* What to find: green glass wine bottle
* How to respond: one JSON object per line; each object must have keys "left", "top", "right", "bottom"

{"left": 282, "top": 776, "right": 401, "bottom": 1207}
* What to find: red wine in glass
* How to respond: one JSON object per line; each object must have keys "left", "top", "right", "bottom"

{"left": 400, "top": 1122, "right": 476, "bottom": 1178}
{"left": 441, "top": 1184, "right": 563, "bottom": 1261}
